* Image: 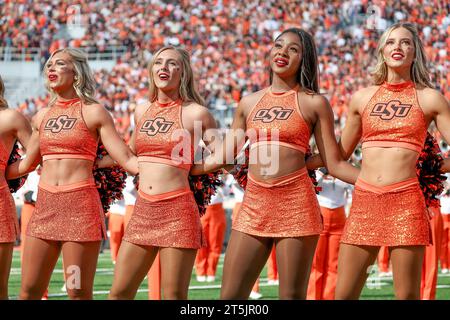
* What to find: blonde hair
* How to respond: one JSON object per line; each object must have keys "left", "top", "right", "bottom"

{"left": 371, "top": 22, "right": 433, "bottom": 88}
{"left": 0, "top": 75, "right": 7, "bottom": 108}
{"left": 148, "top": 46, "right": 204, "bottom": 105}
{"left": 44, "top": 48, "right": 99, "bottom": 105}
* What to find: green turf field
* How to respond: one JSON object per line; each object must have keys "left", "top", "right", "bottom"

{"left": 7, "top": 250, "right": 450, "bottom": 300}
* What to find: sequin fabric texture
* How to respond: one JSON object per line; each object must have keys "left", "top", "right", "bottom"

{"left": 123, "top": 190, "right": 205, "bottom": 249}
{"left": 361, "top": 81, "right": 427, "bottom": 152}
{"left": 135, "top": 100, "right": 193, "bottom": 167}
{"left": 341, "top": 179, "right": 431, "bottom": 246}
{"left": 233, "top": 168, "right": 323, "bottom": 237}
{"left": 343, "top": 81, "right": 432, "bottom": 246}
{"left": 0, "top": 139, "right": 8, "bottom": 170}
{"left": 39, "top": 98, "right": 97, "bottom": 160}
{"left": 246, "top": 88, "right": 310, "bottom": 152}
{"left": 0, "top": 140, "right": 17, "bottom": 242}
{"left": 28, "top": 183, "right": 106, "bottom": 241}
{"left": 0, "top": 184, "right": 19, "bottom": 243}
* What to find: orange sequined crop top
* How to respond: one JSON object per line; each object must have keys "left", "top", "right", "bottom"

{"left": 135, "top": 99, "right": 193, "bottom": 170}
{"left": 0, "top": 140, "right": 8, "bottom": 171}
{"left": 246, "top": 86, "right": 310, "bottom": 153}
{"left": 39, "top": 98, "right": 98, "bottom": 162}
{"left": 361, "top": 81, "right": 427, "bottom": 153}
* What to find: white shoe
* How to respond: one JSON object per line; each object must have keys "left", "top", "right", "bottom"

{"left": 196, "top": 275, "right": 206, "bottom": 282}
{"left": 249, "top": 291, "right": 263, "bottom": 300}
{"left": 442, "top": 268, "right": 449, "bottom": 274}
{"left": 206, "top": 276, "right": 215, "bottom": 282}
{"left": 267, "top": 279, "right": 279, "bottom": 285}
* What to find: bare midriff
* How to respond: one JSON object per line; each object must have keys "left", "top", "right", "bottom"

{"left": 248, "top": 145, "right": 305, "bottom": 183}
{"left": 40, "top": 158, "right": 94, "bottom": 186}
{"left": 358, "top": 146, "right": 419, "bottom": 187}
{"left": 138, "top": 162, "right": 190, "bottom": 195}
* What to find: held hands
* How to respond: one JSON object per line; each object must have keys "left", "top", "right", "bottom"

{"left": 305, "top": 153, "right": 324, "bottom": 170}
{"left": 442, "top": 158, "right": 450, "bottom": 173}
{"left": 94, "top": 155, "right": 116, "bottom": 169}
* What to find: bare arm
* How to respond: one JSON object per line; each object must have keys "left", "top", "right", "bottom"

{"left": 443, "top": 158, "right": 450, "bottom": 172}
{"left": 429, "top": 90, "right": 450, "bottom": 172}
{"left": 96, "top": 109, "right": 141, "bottom": 169}
{"left": 190, "top": 96, "right": 249, "bottom": 175}
{"left": 86, "top": 104, "right": 138, "bottom": 175}
{"left": 312, "top": 95, "right": 360, "bottom": 184}
{"left": 306, "top": 89, "right": 365, "bottom": 169}
{"left": 6, "top": 109, "right": 45, "bottom": 179}
{"left": 338, "top": 92, "right": 364, "bottom": 161}
{"left": 305, "top": 153, "right": 323, "bottom": 170}
{"left": 94, "top": 155, "right": 115, "bottom": 168}
{"left": 192, "top": 105, "right": 220, "bottom": 166}
{"left": 13, "top": 110, "right": 33, "bottom": 151}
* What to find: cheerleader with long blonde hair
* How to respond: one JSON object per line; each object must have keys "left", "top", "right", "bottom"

{"left": 108, "top": 46, "right": 217, "bottom": 300}
{"left": 309, "top": 22, "right": 450, "bottom": 299}
{"left": 7, "top": 48, "right": 138, "bottom": 300}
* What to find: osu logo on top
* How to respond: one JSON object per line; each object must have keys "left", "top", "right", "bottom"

{"left": 140, "top": 117, "right": 174, "bottom": 136}
{"left": 253, "top": 106, "right": 293, "bottom": 123}
{"left": 370, "top": 100, "right": 412, "bottom": 120}
{"left": 44, "top": 115, "right": 77, "bottom": 133}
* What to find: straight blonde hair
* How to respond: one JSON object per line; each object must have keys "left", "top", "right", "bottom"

{"left": 44, "top": 48, "right": 99, "bottom": 105}
{"left": 148, "top": 46, "right": 204, "bottom": 105}
{"left": 371, "top": 22, "right": 433, "bottom": 88}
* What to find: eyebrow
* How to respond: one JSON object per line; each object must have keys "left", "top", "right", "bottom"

{"left": 48, "top": 58, "right": 67, "bottom": 64}
{"left": 155, "top": 57, "right": 179, "bottom": 62}
{"left": 386, "top": 37, "right": 412, "bottom": 41}
{"left": 275, "top": 40, "right": 302, "bottom": 47}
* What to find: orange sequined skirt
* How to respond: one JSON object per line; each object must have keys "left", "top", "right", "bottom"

{"left": 27, "top": 179, "right": 106, "bottom": 242}
{"left": 341, "top": 177, "right": 431, "bottom": 246}
{"left": 123, "top": 188, "right": 205, "bottom": 249}
{"left": 0, "top": 183, "right": 19, "bottom": 243}
{"left": 233, "top": 167, "right": 323, "bottom": 237}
